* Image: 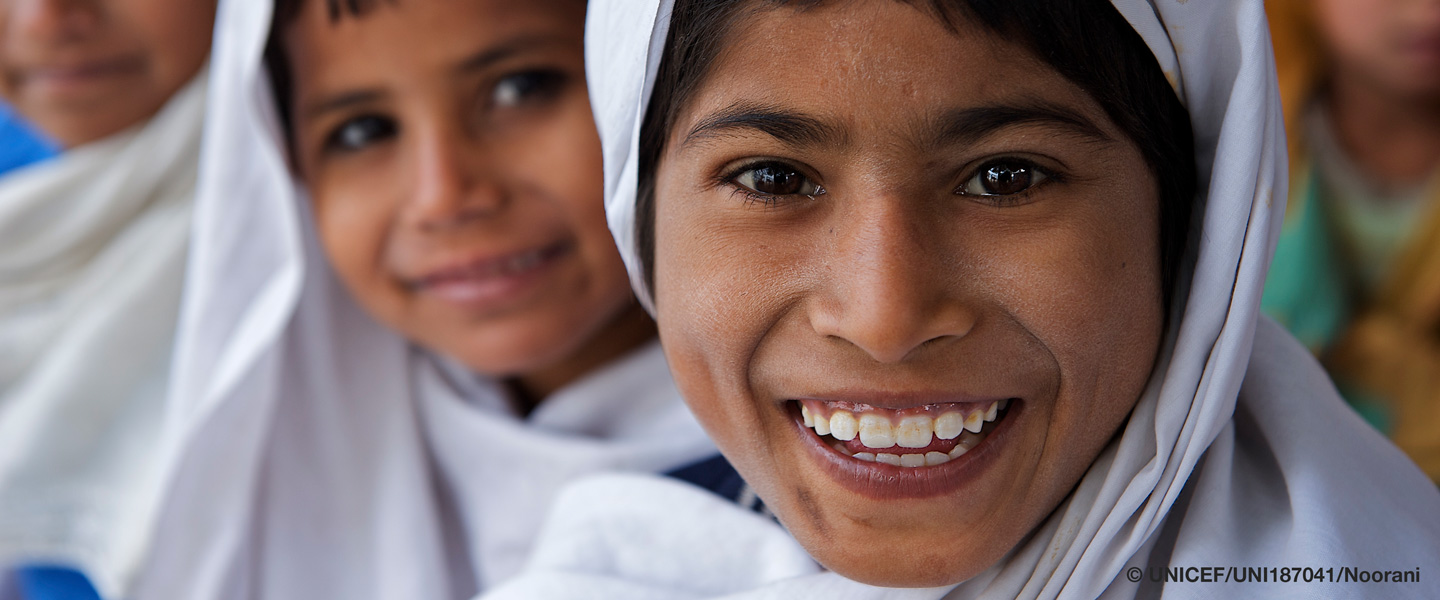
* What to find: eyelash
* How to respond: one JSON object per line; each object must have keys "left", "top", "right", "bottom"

{"left": 719, "top": 157, "right": 1062, "bottom": 208}
{"left": 316, "top": 69, "right": 570, "bottom": 157}
{"left": 953, "top": 157, "right": 1062, "bottom": 207}
{"left": 488, "top": 69, "right": 568, "bottom": 110}
{"left": 719, "top": 160, "right": 825, "bottom": 207}
{"left": 322, "top": 114, "right": 397, "bottom": 155}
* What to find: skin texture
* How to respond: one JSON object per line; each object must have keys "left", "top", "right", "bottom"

{"left": 0, "top": 0, "right": 216, "bottom": 147}
{"left": 652, "top": 0, "right": 1163, "bottom": 587}
{"left": 1315, "top": 0, "right": 1440, "bottom": 183}
{"left": 284, "top": 0, "right": 651, "bottom": 405}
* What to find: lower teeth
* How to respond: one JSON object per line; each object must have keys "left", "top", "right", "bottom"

{"left": 836, "top": 434, "right": 982, "bottom": 466}
{"left": 819, "top": 405, "right": 1006, "bottom": 468}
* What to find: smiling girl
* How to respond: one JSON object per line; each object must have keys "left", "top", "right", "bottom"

{"left": 135, "top": 0, "right": 726, "bottom": 598}
{"left": 641, "top": 0, "right": 1189, "bottom": 585}
{"left": 484, "top": 0, "right": 1440, "bottom": 597}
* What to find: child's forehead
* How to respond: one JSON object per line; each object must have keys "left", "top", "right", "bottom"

{"left": 280, "top": 0, "right": 583, "bottom": 48}
{"left": 279, "top": 0, "right": 583, "bottom": 86}
{"left": 715, "top": 3, "right": 1040, "bottom": 89}
{"left": 675, "top": 4, "right": 1097, "bottom": 144}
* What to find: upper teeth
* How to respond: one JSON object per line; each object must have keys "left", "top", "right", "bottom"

{"left": 895, "top": 416, "right": 931, "bottom": 448}
{"left": 935, "top": 412, "right": 964, "bottom": 439}
{"left": 829, "top": 411, "right": 857, "bottom": 440}
{"left": 799, "top": 399, "right": 1005, "bottom": 451}
{"left": 857, "top": 413, "right": 894, "bottom": 447}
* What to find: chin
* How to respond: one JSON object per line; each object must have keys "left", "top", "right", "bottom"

{"left": 444, "top": 323, "right": 583, "bottom": 375}
{"left": 806, "top": 529, "right": 1011, "bottom": 588}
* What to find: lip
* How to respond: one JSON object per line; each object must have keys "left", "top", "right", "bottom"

{"left": 21, "top": 55, "right": 145, "bottom": 93}
{"left": 1400, "top": 33, "right": 1440, "bottom": 63}
{"left": 406, "top": 238, "right": 574, "bottom": 313}
{"left": 789, "top": 397, "right": 1020, "bottom": 500}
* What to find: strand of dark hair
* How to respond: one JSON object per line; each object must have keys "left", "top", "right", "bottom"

{"left": 265, "top": 0, "right": 392, "bottom": 141}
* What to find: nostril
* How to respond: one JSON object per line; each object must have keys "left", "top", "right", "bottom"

{"left": 808, "top": 270, "right": 978, "bottom": 364}
{"left": 816, "top": 312, "right": 976, "bottom": 364}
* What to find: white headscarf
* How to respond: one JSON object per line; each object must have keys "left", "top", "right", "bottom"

{"left": 483, "top": 0, "right": 1440, "bottom": 598}
{"left": 0, "top": 72, "right": 204, "bottom": 598}
{"left": 133, "top": 1, "right": 715, "bottom": 598}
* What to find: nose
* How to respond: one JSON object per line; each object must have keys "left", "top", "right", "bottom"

{"left": 405, "top": 123, "right": 508, "bottom": 231}
{"left": 809, "top": 195, "right": 977, "bottom": 364}
{"left": 9, "top": 0, "right": 104, "bottom": 42}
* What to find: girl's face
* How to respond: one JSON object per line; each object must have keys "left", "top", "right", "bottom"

{"left": 0, "top": 0, "right": 217, "bottom": 147}
{"left": 287, "top": 0, "right": 643, "bottom": 397}
{"left": 1316, "top": 0, "right": 1440, "bottom": 99}
{"left": 653, "top": 0, "right": 1163, "bottom": 587}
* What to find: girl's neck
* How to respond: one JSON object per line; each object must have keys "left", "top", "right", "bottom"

{"left": 1326, "top": 66, "right": 1440, "bottom": 186}
{"left": 507, "top": 301, "right": 658, "bottom": 416}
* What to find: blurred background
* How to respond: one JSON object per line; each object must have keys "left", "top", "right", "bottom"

{"left": 1263, "top": 0, "right": 1440, "bottom": 482}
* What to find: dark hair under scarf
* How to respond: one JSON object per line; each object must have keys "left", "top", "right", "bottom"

{"left": 264, "top": 0, "right": 391, "bottom": 140}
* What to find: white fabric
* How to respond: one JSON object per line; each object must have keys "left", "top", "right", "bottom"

{"left": 418, "top": 342, "right": 718, "bottom": 587}
{"left": 484, "top": 0, "right": 1440, "bottom": 598}
{"left": 133, "top": 0, "right": 715, "bottom": 598}
{"left": 0, "top": 73, "right": 203, "bottom": 598}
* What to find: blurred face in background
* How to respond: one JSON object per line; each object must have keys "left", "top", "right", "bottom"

{"left": 1316, "top": 0, "right": 1440, "bottom": 100}
{"left": 0, "top": 0, "right": 217, "bottom": 147}
{"left": 282, "top": 0, "right": 648, "bottom": 401}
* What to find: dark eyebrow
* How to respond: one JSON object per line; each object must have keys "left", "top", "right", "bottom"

{"left": 301, "top": 34, "right": 571, "bottom": 121}
{"left": 682, "top": 102, "right": 844, "bottom": 150}
{"left": 928, "top": 102, "right": 1112, "bottom": 148}
{"left": 457, "top": 33, "right": 572, "bottom": 74}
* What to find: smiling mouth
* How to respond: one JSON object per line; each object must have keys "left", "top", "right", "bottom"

{"left": 413, "top": 239, "right": 572, "bottom": 288}
{"left": 25, "top": 56, "right": 144, "bottom": 86}
{"left": 406, "top": 238, "right": 575, "bottom": 312}
{"left": 794, "top": 398, "right": 1013, "bottom": 468}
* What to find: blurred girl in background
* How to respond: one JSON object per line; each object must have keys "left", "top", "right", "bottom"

{"left": 136, "top": 0, "right": 726, "bottom": 598}
{"left": 1264, "top": 0, "right": 1440, "bottom": 481}
{"left": 0, "top": 1, "right": 215, "bottom": 597}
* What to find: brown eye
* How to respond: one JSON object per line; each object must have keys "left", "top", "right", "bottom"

{"left": 733, "top": 162, "right": 823, "bottom": 197}
{"left": 957, "top": 160, "right": 1050, "bottom": 197}
{"left": 323, "top": 115, "right": 398, "bottom": 154}
{"left": 491, "top": 69, "right": 567, "bottom": 108}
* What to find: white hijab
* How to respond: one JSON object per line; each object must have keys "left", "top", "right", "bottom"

{"left": 0, "top": 73, "right": 203, "bottom": 598}
{"left": 133, "top": 1, "right": 715, "bottom": 598}
{"left": 484, "top": 0, "right": 1440, "bottom": 598}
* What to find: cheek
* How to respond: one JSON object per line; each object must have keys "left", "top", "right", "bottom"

{"left": 653, "top": 212, "right": 740, "bottom": 394}
{"left": 310, "top": 179, "right": 403, "bottom": 309}
{"left": 653, "top": 176, "right": 777, "bottom": 441}
{"left": 540, "top": 109, "right": 609, "bottom": 258}
{"left": 1315, "top": 0, "right": 1393, "bottom": 65}
{"left": 997, "top": 195, "right": 1163, "bottom": 469}
{"left": 523, "top": 102, "right": 634, "bottom": 308}
{"left": 129, "top": 0, "right": 216, "bottom": 78}
{"left": 1009, "top": 219, "right": 1159, "bottom": 368}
